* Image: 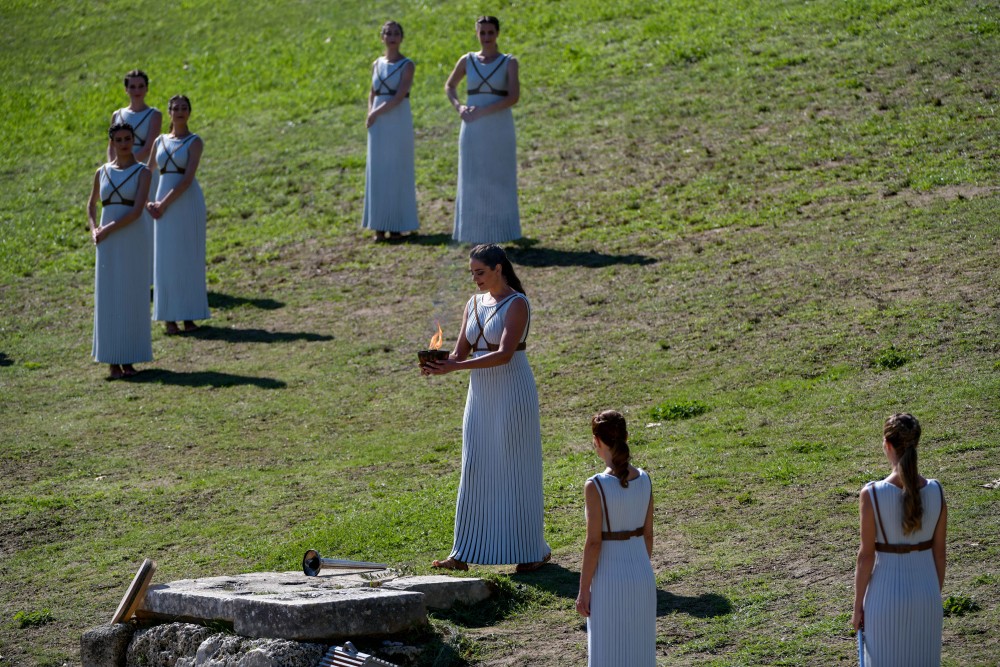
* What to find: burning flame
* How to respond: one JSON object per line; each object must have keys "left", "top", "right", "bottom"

{"left": 429, "top": 321, "right": 444, "bottom": 350}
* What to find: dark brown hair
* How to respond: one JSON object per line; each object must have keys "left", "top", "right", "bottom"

{"left": 108, "top": 122, "right": 135, "bottom": 141}
{"left": 381, "top": 20, "right": 404, "bottom": 38}
{"left": 884, "top": 413, "right": 923, "bottom": 535}
{"left": 123, "top": 69, "right": 149, "bottom": 87}
{"left": 476, "top": 16, "right": 500, "bottom": 32}
{"left": 592, "top": 410, "right": 630, "bottom": 488}
{"left": 469, "top": 244, "right": 524, "bottom": 294}
{"left": 167, "top": 95, "right": 192, "bottom": 133}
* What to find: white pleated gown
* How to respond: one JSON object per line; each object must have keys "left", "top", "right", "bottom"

{"left": 362, "top": 57, "right": 419, "bottom": 233}
{"left": 587, "top": 471, "right": 656, "bottom": 667}
{"left": 151, "top": 134, "right": 210, "bottom": 323}
{"left": 863, "top": 480, "right": 945, "bottom": 667}
{"left": 449, "top": 293, "right": 548, "bottom": 564}
{"left": 113, "top": 106, "right": 159, "bottom": 285}
{"left": 92, "top": 163, "right": 153, "bottom": 364}
{"left": 453, "top": 53, "right": 521, "bottom": 244}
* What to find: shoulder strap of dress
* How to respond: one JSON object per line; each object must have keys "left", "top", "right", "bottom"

{"left": 930, "top": 479, "right": 945, "bottom": 534}
{"left": 592, "top": 476, "right": 612, "bottom": 532}
{"left": 868, "top": 483, "right": 890, "bottom": 545}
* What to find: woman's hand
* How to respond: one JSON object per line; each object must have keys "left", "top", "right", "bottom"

{"left": 575, "top": 589, "right": 591, "bottom": 617}
{"left": 146, "top": 200, "right": 164, "bottom": 219}
{"left": 851, "top": 608, "right": 863, "bottom": 632}
{"left": 459, "top": 105, "right": 481, "bottom": 122}
{"left": 420, "top": 358, "right": 458, "bottom": 376}
{"left": 92, "top": 223, "right": 112, "bottom": 244}
{"left": 366, "top": 109, "right": 379, "bottom": 128}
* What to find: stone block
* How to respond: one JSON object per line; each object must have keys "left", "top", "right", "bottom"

{"left": 126, "top": 622, "right": 214, "bottom": 667}
{"left": 383, "top": 575, "right": 492, "bottom": 610}
{"left": 140, "top": 573, "right": 426, "bottom": 642}
{"left": 80, "top": 622, "right": 135, "bottom": 667}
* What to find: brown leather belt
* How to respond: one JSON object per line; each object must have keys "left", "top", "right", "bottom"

{"left": 602, "top": 528, "right": 644, "bottom": 541}
{"left": 875, "top": 540, "right": 933, "bottom": 553}
{"left": 474, "top": 342, "right": 526, "bottom": 352}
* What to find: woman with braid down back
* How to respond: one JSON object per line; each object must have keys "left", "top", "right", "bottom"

{"left": 852, "top": 413, "right": 947, "bottom": 666}
{"left": 576, "top": 410, "right": 655, "bottom": 667}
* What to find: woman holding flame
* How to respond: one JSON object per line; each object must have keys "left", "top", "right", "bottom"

{"left": 421, "top": 244, "right": 550, "bottom": 572}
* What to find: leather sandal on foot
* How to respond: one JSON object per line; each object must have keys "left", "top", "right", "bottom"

{"left": 431, "top": 557, "right": 468, "bottom": 571}
{"left": 515, "top": 552, "right": 551, "bottom": 573}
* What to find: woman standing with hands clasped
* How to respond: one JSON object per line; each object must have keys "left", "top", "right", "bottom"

{"left": 362, "top": 20, "right": 419, "bottom": 241}
{"left": 147, "top": 95, "right": 210, "bottom": 335}
{"left": 421, "top": 244, "right": 549, "bottom": 572}
{"left": 852, "top": 413, "right": 947, "bottom": 667}
{"left": 445, "top": 16, "right": 521, "bottom": 244}
{"left": 88, "top": 122, "right": 153, "bottom": 379}
{"left": 576, "top": 410, "right": 656, "bottom": 667}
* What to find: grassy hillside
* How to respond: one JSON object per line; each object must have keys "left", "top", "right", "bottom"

{"left": 1, "top": 0, "right": 997, "bottom": 665}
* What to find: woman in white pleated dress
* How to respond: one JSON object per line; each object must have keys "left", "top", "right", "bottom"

{"left": 147, "top": 95, "right": 210, "bottom": 335}
{"left": 853, "top": 413, "right": 947, "bottom": 667}
{"left": 362, "top": 20, "right": 419, "bottom": 241}
{"left": 88, "top": 122, "right": 153, "bottom": 379}
{"left": 109, "top": 69, "right": 161, "bottom": 285}
{"left": 421, "top": 244, "right": 549, "bottom": 572}
{"left": 576, "top": 410, "right": 656, "bottom": 667}
{"left": 445, "top": 16, "right": 521, "bottom": 244}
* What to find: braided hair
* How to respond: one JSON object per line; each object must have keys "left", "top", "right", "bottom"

{"left": 884, "top": 413, "right": 923, "bottom": 535}
{"left": 592, "top": 410, "right": 631, "bottom": 488}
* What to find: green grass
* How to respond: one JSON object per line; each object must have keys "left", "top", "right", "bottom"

{"left": 1, "top": 0, "right": 999, "bottom": 665}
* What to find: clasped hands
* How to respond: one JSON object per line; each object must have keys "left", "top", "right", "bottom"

{"left": 457, "top": 105, "right": 483, "bottom": 122}
{"left": 146, "top": 200, "right": 166, "bottom": 219}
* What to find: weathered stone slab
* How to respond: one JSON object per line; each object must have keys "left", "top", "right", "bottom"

{"left": 124, "top": 623, "right": 325, "bottom": 667}
{"left": 81, "top": 622, "right": 135, "bottom": 667}
{"left": 140, "top": 572, "right": 426, "bottom": 641}
{"left": 382, "top": 575, "right": 491, "bottom": 610}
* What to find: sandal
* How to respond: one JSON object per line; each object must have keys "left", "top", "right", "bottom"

{"left": 431, "top": 557, "right": 468, "bottom": 571}
{"left": 515, "top": 552, "right": 551, "bottom": 573}
{"left": 182, "top": 321, "right": 199, "bottom": 333}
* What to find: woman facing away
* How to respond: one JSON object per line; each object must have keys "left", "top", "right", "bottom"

{"left": 88, "top": 122, "right": 153, "bottom": 379}
{"left": 420, "top": 243, "right": 549, "bottom": 572}
{"left": 147, "top": 94, "right": 210, "bottom": 335}
{"left": 576, "top": 410, "right": 656, "bottom": 667}
{"left": 853, "top": 413, "right": 947, "bottom": 667}
{"left": 445, "top": 16, "right": 521, "bottom": 244}
{"left": 362, "top": 20, "right": 419, "bottom": 242}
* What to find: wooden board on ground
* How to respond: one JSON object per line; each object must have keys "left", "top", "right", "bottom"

{"left": 111, "top": 558, "right": 156, "bottom": 624}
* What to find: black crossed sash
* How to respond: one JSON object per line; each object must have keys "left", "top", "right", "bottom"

{"left": 100, "top": 163, "right": 145, "bottom": 207}
{"left": 158, "top": 134, "right": 197, "bottom": 175}
{"left": 467, "top": 54, "right": 508, "bottom": 96}
{"left": 114, "top": 108, "right": 155, "bottom": 147}
{"left": 465, "top": 293, "right": 528, "bottom": 352}
{"left": 372, "top": 58, "right": 411, "bottom": 98}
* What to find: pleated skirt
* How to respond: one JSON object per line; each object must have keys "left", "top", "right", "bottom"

{"left": 450, "top": 352, "right": 548, "bottom": 564}
{"left": 863, "top": 550, "right": 942, "bottom": 666}
{"left": 92, "top": 204, "right": 153, "bottom": 364}
{"left": 588, "top": 538, "right": 657, "bottom": 667}
{"left": 453, "top": 102, "right": 520, "bottom": 244}
{"left": 152, "top": 175, "right": 210, "bottom": 322}
{"left": 362, "top": 98, "right": 419, "bottom": 233}
{"left": 144, "top": 168, "right": 158, "bottom": 287}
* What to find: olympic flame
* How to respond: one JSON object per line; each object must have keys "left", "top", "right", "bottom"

{"left": 429, "top": 321, "right": 444, "bottom": 350}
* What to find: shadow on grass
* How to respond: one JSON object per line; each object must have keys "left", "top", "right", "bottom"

{"left": 181, "top": 325, "right": 333, "bottom": 344}
{"left": 125, "top": 368, "right": 286, "bottom": 389}
{"left": 442, "top": 563, "right": 731, "bottom": 624}
{"left": 207, "top": 291, "right": 284, "bottom": 311}
{"left": 0, "top": 352, "right": 12, "bottom": 367}
{"left": 388, "top": 232, "right": 454, "bottom": 246}
{"left": 656, "top": 589, "right": 732, "bottom": 618}
{"left": 508, "top": 245, "right": 656, "bottom": 268}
